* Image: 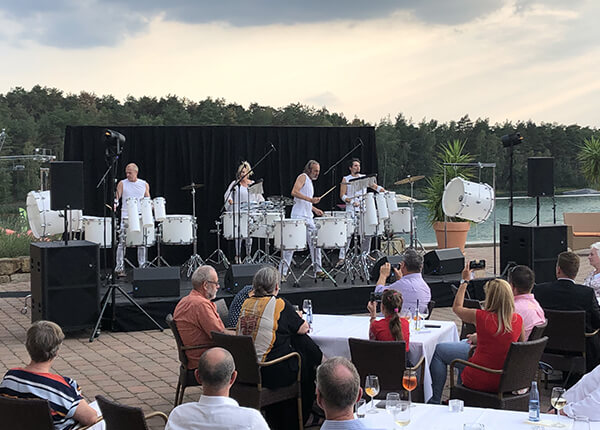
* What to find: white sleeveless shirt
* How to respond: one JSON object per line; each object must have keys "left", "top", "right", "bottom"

{"left": 343, "top": 173, "right": 366, "bottom": 212}
{"left": 291, "top": 173, "right": 314, "bottom": 219}
{"left": 121, "top": 178, "right": 147, "bottom": 218}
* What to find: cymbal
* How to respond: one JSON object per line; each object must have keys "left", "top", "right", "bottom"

{"left": 394, "top": 175, "right": 425, "bottom": 186}
{"left": 181, "top": 183, "right": 205, "bottom": 191}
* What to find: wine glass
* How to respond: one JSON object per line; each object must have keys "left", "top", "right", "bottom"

{"left": 402, "top": 369, "right": 417, "bottom": 407}
{"left": 419, "top": 303, "right": 430, "bottom": 324}
{"left": 551, "top": 386, "right": 567, "bottom": 427}
{"left": 365, "top": 375, "right": 380, "bottom": 413}
{"left": 302, "top": 299, "right": 312, "bottom": 315}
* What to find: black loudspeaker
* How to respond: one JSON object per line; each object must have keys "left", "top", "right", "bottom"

{"left": 369, "top": 255, "right": 404, "bottom": 282}
{"left": 132, "top": 266, "right": 181, "bottom": 298}
{"left": 225, "top": 264, "right": 264, "bottom": 294}
{"left": 50, "top": 161, "right": 84, "bottom": 210}
{"left": 30, "top": 241, "right": 99, "bottom": 330}
{"left": 423, "top": 248, "right": 465, "bottom": 275}
{"left": 527, "top": 157, "right": 554, "bottom": 197}
{"left": 500, "top": 224, "right": 567, "bottom": 284}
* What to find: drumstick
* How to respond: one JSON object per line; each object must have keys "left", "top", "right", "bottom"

{"left": 319, "top": 185, "right": 337, "bottom": 199}
{"left": 105, "top": 204, "right": 113, "bottom": 211}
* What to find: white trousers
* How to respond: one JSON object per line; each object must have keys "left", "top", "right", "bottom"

{"left": 279, "top": 216, "right": 322, "bottom": 275}
{"left": 115, "top": 220, "right": 147, "bottom": 270}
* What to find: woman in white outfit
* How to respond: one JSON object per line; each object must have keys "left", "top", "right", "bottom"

{"left": 584, "top": 242, "right": 600, "bottom": 297}
{"left": 224, "top": 161, "right": 264, "bottom": 264}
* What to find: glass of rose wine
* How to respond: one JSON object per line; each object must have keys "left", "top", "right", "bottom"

{"left": 365, "top": 375, "right": 380, "bottom": 414}
{"left": 551, "top": 386, "right": 567, "bottom": 427}
{"left": 402, "top": 369, "right": 417, "bottom": 407}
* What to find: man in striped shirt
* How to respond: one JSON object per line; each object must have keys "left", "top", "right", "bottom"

{"left": 0, "top": 321, "right": 98, "bottom": 429}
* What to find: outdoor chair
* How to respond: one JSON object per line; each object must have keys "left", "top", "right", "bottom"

{"left": 214, "top": 298, "right": 230, "bottom": 328}
{"left": 211, "top": 331, "right": 303, "bottom": 430}
{"left": 165, "top": 313, "right": 212, "bottom": 406}
{"left": 348, "top": 337, "right": 426, "bottom": 402}
{"left": 459, "top": 298, "right": 482, "bottom": 340}
{"left": 96, "top": 395, "right": 167, "bottom": 430}
{"left": 0, "top": 396, "right": 102, "bottom": 430}
{"left": 528, "top": 319, "right": 548, "bottom": 341}
{"left": 449, "top": 337, "right": 548, "bottom": 411}
{"left": 426, "top": 300, "right": 436, "bottom": 320}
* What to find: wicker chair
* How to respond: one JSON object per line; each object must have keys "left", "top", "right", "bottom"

{"left": 449, "top": 337, "right": 548, "bottom": 411}
{"left": 459, "top": 299, "right": 482, "bottom": 340}
{"left": 348, "top": 338, "right": 426, "bottom": 402}
{"left": 528, "top": 319, "right": 548, "bottom": 341}
{"left": 96, "top": 395, "right": 167, "bottom": 430}
{"left": 211, "top": 331, "right": 303, "bottom": 430}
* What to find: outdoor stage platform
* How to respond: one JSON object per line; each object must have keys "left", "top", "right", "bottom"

{"left": 101, "top": 265, "right": 492, "bottom": 332}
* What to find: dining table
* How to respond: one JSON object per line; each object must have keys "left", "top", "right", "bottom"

{"left": 310, "top": 314, "right": 460, "bottom": 402}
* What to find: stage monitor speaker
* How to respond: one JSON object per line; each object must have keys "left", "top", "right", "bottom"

{"left": 369, "top": 255, "right": 404, "bottom": 282}
{"left": 423, "top": 248, "right": 465, "bottom": 275}
{"left": 50, "top": 161, "right": 84, "bottom": 210}
{"left": 500, "top": 224, "right": 567, "bottom": 284}
{"left": 30, "top": 241, "right": 99, "bottom": 331}
{"left": 132, "top": 266, "right": 181, "bottom": 298}
{"left": 225, "top": 264, "right": 264, "bottom": 294}
{"left": 527, "top": 157, "right": 554, "bottom": 197}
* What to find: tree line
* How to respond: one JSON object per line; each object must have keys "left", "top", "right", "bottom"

{"left": 0, "top": 85, "right": 597, "bottom": 206}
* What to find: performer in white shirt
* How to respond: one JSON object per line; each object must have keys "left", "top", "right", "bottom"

{"left": 165, "top": 347, "right": 269, "bottom": 430}
{"left": 279, "top": 160, "right": 325, "bottom": 279}
{"left": 338, "top": 158, "right": 385, "bottom": 265}
{"left": 223, "top": 161, "right": 264, "bottom": 264}
{"left": 114, "top": 163, "right": 150, "bottom": 275}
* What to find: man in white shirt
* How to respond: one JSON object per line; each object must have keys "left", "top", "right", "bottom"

{"left": 165, "top": 347, "right": 269, "bottom": 430}
{"left": 558, "top": 363, "right": 600, "bottom": 420}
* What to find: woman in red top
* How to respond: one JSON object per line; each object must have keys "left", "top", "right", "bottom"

{"left": 367, "top": 289, "right": 410, "bottom": 351}
{"left": 429, "top": 272, "right": 524, "bottom": 403}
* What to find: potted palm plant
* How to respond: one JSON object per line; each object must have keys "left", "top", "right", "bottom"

{"left": 578, "top": 136, "right": 600, "bottom": 189}
{"left": 422, "top": 139, "right": 474, "bottom": 251}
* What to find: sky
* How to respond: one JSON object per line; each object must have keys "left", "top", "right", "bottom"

{"left": 1, "top": 0, "right": 599, "bottom": 127}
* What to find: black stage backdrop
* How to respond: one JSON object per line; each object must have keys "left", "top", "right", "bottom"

{"left": 64, "top": 125, "right": 378, "bottom": 263}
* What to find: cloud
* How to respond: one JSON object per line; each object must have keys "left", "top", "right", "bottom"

{"left": 0, "top": 0, "right": 508, "bottom": 48}
{"left": 303, "top": 92, "right": 340, "bottom": 108}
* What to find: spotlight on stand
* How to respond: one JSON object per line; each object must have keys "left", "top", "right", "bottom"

{"left": 501, "top": 133, "right": 523, "bottom": 148}
{"left": 104, "top": 128, "right": 125, "bottom": 158}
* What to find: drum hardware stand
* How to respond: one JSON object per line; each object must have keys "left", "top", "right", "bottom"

{"left": 206, "top": 220, "right": 230, "bottom": 269}
{"left": 181, "top": 182, "right": 205, "bottom": 278}
{"left": 91, "top": 129, "right": 163, "bottom": 342}
{"left": 148, "top": 223, "right": 170, "bottom": 267}
{"left": 297, "top": 229, "right": 338, "bottom": 287}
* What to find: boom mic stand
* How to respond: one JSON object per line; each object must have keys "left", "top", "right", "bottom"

{"left": 322, "top": 138, "right": 363, "bottom": 210}
{"left": 90, "top": 140, "right": 163, "bottom": 342}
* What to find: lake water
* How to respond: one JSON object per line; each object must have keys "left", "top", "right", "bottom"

{"left": 398, "top": 194, "right": 600, "bottom": 246}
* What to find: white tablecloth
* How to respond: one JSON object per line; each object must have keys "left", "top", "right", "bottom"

{"left": 358, "top": 401, "right": 592, "bottom": 429}
{"left": 310, "top": 314, "right": 459, "bottom": 402}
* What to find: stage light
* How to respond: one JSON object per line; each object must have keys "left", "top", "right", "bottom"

{"left": 501, "top": 133, "right": 523, "bottom": 148}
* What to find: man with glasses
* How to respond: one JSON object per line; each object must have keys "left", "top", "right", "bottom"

{"left": 173, "top": 265, "right": 234, "bottom": 369}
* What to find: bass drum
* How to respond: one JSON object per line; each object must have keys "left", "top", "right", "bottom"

{"left": 442, "top": 177, "right": 494, "bottom": 223}
{"left": 26, "top": 190, "right": 81, "bottom": 238}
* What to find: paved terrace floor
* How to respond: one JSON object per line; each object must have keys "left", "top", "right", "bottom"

{"left": 0, "top": 246, "right": 592, "bottom": 429}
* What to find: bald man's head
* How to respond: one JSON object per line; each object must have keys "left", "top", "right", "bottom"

{"left": 197, "top": 347, "right": 235, "bottom": 390}
{"left": 125, "top": 163, "right": 139, "bottom": 181}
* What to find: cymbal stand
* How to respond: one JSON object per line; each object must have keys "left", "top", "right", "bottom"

{"left": 182, "top": 184, "right": 204, "bottom": 278}
{"left": 407, "top": 180, "right": 425, "bottom": 252}
{"left": 297, "top": 228, "right": 337, "bottom": 287}
{"left": 206, "top": 219, "right": 230, "bottom": 269}
{"left": 149, "top": 222, "right": 169, "bottom": 267}
{"left": 243, "top": 203, "right": 253, "bottom": 264}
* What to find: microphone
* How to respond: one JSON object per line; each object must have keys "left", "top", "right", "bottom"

{"left": 357, "top": 137, "right": 364, "bottom": 146}
{"left": 269, "top": 141, "right": 277, "bottom": 152}
{"left": 105, "top": 129, "right": 126, "bottom": 143}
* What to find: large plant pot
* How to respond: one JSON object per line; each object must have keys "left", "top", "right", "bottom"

{"left": 432, "top": 221, "right": 470, "bottom": 252}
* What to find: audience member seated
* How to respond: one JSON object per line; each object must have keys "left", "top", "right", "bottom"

{"left": 173, "top": 265, "right": 234, "bottom": 369}
{"left": 509, "top": 265, "right": 545, "bottom": 339}
{"left": 429, "top": 270, "right": 524, "bottom": 404}
{"left": 165, "top": 347, "right": 269, "bottom": 430}
{"left": 374, "top": 249, "right": 430, "bottom": 313}
{"left": 534, "top": 251, "right": 600, "bottom": 371}
{"left": 0, "top": 321, "right": 99, "bottom": 429}
{"left": 316, "top": 357, "right": 372, "bottom": 430}
{"left": 556, "top": 362, "right": 600, "bottom": 421}
{"left": 237, "top": 266, "right": 323, "bottom": 428}
{"left": 227, "top": 284, "right": 253, "bottom": 328}
{"left": 367, "top": 289, "right": 410, "bottom": 351}
{"left": 584, "top": 242, "right": 600, "bottom": 296}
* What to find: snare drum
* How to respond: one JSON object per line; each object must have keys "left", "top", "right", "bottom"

{"left": 222, "top": 211, "right": 249, "bottom": 239}
{"left": 161, "top": 215, "right": 195, "bottom": 245}
{"left": 153, "top": 197, "right": 167, "bottom": 222}
{"left": 82, "top": 216, "right": 112, "bottom": 247}
{"left": 140, "top": 197, "right": 154, "bottom": 228}
{"left": 124, "top": 217, "right": 156, "bottom": 247}
{"left": 273, "top": 219, "right": 307, "bottom": 250}
{"left": 315, "top": 217, "right": 348, "bottom": 248}
{"left": 389, "top": 207, "right": 412, "bottom": 234}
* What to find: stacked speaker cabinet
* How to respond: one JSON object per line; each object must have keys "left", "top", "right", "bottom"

{"left": 30, "top": 241, "right": 100, "bottom": 330}
{"left": 500, "top": 224, "right": 567, "bottom": 284}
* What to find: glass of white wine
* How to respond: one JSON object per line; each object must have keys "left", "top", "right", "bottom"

{"left": 551, "top": 386, "right": 567, "bottom": 428}
{"left": 365, "top": 375, "right": 380, "bottom": 414}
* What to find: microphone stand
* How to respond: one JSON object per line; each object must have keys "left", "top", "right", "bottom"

{"left": 322, "top": 138, "right": 363, "bottom": 211}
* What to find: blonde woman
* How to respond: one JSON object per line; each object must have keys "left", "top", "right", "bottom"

{"left": 223, "top": 161, "right": 264, "bottom": 262}
{"left": 429, "top": 269, "right": 524, "bottom": 404}
{"left": 584, "top": 242, "right": 600, "bottom": 296}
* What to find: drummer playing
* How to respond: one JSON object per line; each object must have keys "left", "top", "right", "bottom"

{"left": 279, "top": 160, "right": 326, "bottom": 279}
{"left": 114, "top": 163, "right": 150, "bottom": 276}
{"left": 338, "top": 158, "right": 385, "bottom": 265}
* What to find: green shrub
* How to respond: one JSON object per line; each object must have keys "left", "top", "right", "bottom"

{"left": 0, "top": 230, "right": 33, "bottom": 258}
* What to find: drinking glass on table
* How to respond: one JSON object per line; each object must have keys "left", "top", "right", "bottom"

{"left": 402, "top": 369, "right": 417, "bottom": 407}
{"left": 386, "top": 392, "right": 400, "bottom": 416}
{"left": 302, "top": 299, "right": 312, "bottom": 315}
{"left": 394, "top": 400, "right": 410, "bottom": 426}
{"left": 551, "top": 386, "right": 567, "bottom": 427}
{"left": 365, "top": 375, "right": 380, "bottom": 413}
